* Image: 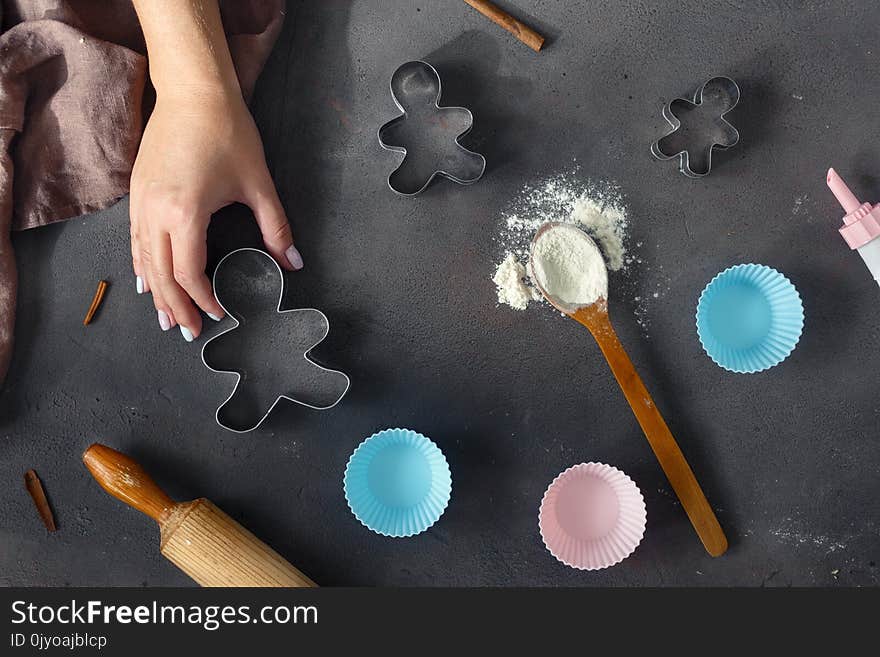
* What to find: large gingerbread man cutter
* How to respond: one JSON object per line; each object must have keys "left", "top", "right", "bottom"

{"left": 378, "top": 60, "right": 486, "bottom": 195}
{"left": 201, "top": 248, "right": 350, "bottom": 433}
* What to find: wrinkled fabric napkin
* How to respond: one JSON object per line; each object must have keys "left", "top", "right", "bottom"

{"left": 0, "top": 0, "right": 284, "bottom": 387}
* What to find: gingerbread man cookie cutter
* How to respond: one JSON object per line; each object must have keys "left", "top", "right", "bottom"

{"left": 201, "top": 248, "right": 350, "bottom": 433}
{"left": 651, "top": 76, "right": 740, "bottom": 178}
{"left": 378, "top": 60, "right": 486, "bottom": 195}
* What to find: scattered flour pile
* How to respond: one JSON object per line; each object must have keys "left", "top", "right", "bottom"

{"left": 492, "top": 174, "right": 628, "bottom": 311}
{"left": 492, "top": 254, "right": 541, "bottom": 310}
{"left": 531, "top": 225, "right": 608, "bottom": 308}
{"left": 570, "top": 196, "right": 627, "bottom": 271}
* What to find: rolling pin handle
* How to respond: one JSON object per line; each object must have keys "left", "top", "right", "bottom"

{"left": 83, "top": 443, "right": 176, "bottom": 525}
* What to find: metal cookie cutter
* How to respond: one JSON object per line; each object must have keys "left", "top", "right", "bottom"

{"left": 651, "top": 76, "right": 740, "bottom": 178}
{"left": 378, "top": 60, "right": 486, "bottom": 195}
{"left": 201, "top": 248, "right": 350, "bottom": 433}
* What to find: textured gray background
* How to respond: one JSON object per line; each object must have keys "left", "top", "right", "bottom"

{"left": 2, "top": 1, "right": 879, "bottom": 586}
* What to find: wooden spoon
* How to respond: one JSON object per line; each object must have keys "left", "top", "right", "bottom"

{"left": 530, "top": 222, "right": 727, "bottom": 557}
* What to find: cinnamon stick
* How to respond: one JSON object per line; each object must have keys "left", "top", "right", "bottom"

{"left": 462, "top": 0, "right": 545, "bottom": 52}
{"left": 24, "top": 469, "right": 57, "bottom": 532}
{"left": 83, "top": 279, "right": 109, "bottom": 325}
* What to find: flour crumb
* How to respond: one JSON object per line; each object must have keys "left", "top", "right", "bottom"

{"left": 770, "top": 518, "right": 849, "bottom": 554}
{"left": 492, "top": 253, "right": 540, "bottom": 310}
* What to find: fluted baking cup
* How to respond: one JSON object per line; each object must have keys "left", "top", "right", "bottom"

{"left": 538, "top": 463, "right": 646, "bottom": 571}
{"left": 696, "top": 263, "right": 804, "bottom": 374}
{"left": 344, "top": 428, "right": 451, "bottom": 538}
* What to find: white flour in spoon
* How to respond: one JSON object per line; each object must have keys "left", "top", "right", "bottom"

{"left": 531, "top": 224, "right": 608, "bottom": 307}
{"left": 492, "top": 173, "right": 628, "bottom": 310}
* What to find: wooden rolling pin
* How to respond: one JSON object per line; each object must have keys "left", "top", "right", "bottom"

{"left": 83, "top": 443, "right": 316, "bottom": 587}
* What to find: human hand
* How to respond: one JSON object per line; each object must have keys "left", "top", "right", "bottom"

{"left": 129, "top": 85, "right": 302, "bottom": 341}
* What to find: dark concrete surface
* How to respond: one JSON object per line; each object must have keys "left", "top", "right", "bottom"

{"left": 2, "top": 1, "right": 879, "bottom": 587}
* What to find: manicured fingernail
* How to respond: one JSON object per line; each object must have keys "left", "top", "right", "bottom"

{"left": 157, "top": 310, "right": 171, "bottom": 331}
{"left": 136, "top": 276, "right": 144, "bottom": 294}
{"left": 180, "top": 326, "right": 194, "bottom": 342}
{"left": 207, "top": 312, "right": 222, "bottom": 322}
{"left": 285, "top": 245, "right": 304, "bottom": 270}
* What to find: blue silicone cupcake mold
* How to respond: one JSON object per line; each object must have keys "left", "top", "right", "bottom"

{"left": 344, "top": 428, "right": 452, "bottom": 537}
{"left": 696, "top": 264, "right": 804, "bottom": 374}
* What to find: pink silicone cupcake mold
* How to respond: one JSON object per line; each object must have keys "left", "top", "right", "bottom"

{"left": 538, "top": 463, "right": 647, "bottom": 571}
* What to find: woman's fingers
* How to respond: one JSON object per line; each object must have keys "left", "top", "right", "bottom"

{"left": 134, "top": 202, "right": 221, "bottom": 340}
{"left": 139, "top": 239, "right": 175, "bottom": 331}
{"left": 131, "top": 201, "right": 152, "bottom": 295}
{"left": 130, "top": 207, "right": 149, "bottom": 294}
{"left": 170, "top": 228, "right": 224, "bottom": 322}
{"left": 149, "top": 230, "right": 202, "bottom": 341}
{"left": 133, "top": 251, "right": 151, "bottom": 295}
{"left": 247, "top": 167, "right": 302, "bottom": 271}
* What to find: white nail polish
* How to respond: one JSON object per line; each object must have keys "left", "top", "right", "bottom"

{"left": 136, "top": 276, "right": 144, "bottom": 294}
{"left": 285, "top": 245, "right": 304, "bottom": 270}
{"left": 180, "top": 326, "right": 194, "bottom": 342}
{"left": 207, "top": 313, "right": 222, "bottom": 322}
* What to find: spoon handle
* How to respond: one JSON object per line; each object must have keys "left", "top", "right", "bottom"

{"left": 574, "top": 307, "right": 728, "bottom": 557}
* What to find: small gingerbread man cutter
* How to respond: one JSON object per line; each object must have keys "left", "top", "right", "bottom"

{"left": 378, "top": 60, "right": 486, "bottom": 195}
{"left": 651, "top": 76, "right": 740, "bottom": 178}
{"left": 201, "top": 248, "right": 350, "bottom": 433}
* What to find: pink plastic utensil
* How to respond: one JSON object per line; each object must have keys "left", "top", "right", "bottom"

{"left": 826, "top": 168, "right": 880, "bottom": 286}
